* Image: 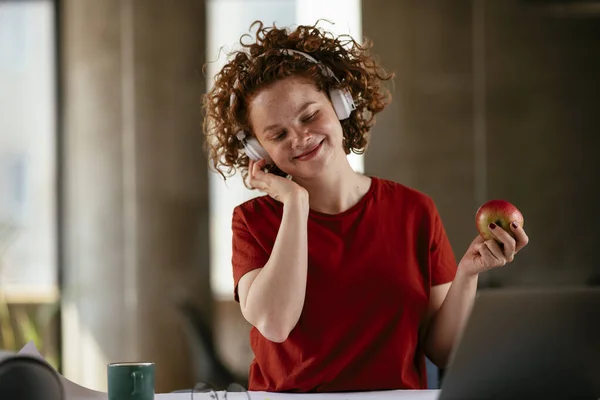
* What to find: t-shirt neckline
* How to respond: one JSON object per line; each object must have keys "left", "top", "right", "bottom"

{"left": 308, "top": 176, "right": 378, "bottom": 220}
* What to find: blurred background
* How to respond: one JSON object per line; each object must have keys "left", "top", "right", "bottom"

{"left": 0, "top": 0, "right": 598, "bottom": 394}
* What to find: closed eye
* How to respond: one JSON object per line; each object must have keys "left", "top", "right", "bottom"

{"left": 273, "top": 130, "right": 287, "bottom": 141}
{"left": 301, "top": 110, "right": 319, "bottom": 123}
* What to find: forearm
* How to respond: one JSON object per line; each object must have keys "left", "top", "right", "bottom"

{"left": 423, "top": 268, "right": 478, "bottom": 368}
{"left": 244, "top": 194, "right": 309, "bottom": 342}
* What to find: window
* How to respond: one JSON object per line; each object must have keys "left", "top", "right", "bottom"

{"left": 207, "top": 0, "right": 363, "bottom": 299}
{"left": 0, "top": 1, "right": 58, "bottom": 304}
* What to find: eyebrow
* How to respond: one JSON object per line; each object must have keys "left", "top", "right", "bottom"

{"left": 262, "top": 101, "right": 317, "bottom": 134}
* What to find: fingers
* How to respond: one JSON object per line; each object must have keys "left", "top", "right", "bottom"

{"left": 250, "top": 159, "right": 268, "bottom": 178}
{"left": 488, "top": 223, "right": 516, "bottom": 260}
{"left": 248, "top": 159, "right": 271, "bottom": 192}
{"left": 476, "top": 239, "right": 507, "bottom": 267}
{"left": 475, "top": 240, "right": 503, "bottom": 269}
{"left": 474, "top": 221, "right": 529, "bottom": 272}
{"left": 484, "top": 239, "right": 506, "bottom": 264}
{"left": 510, "top": 221, "right": 529, "bottom": 252}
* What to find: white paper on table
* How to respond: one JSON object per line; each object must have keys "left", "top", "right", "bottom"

{"left": 248, "top": 390, "right": 441, "bottom": 400}
{"left": 156, "top": 389, "right": 441, "bottom": 400}
{"left": 17, "top": 341, "right": 108, "bottom": 400}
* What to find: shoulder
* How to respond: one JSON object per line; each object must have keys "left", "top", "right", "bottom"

{"left": 371, "top": 178, "right": 447, "bottom": 247}
{"left": 233, "top": 195, "right": 282, "bottom": 225}
{"left": 235, "top": 194, "right": 275, "bottom": 212}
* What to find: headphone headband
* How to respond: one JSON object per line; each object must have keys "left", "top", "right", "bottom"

{"left": 229, "top": 48, "right": 341, "bottom": 109}
{"left": 279, "top": 49, "right": 340, "bottom": 81}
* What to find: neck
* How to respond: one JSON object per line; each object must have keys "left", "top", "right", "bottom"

{"left": 293, "top": 157, "right": 371, "bottom": 215}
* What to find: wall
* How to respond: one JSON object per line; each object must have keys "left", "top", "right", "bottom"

{"left": 362, "top": 0, "right": 600, "bottom": 288}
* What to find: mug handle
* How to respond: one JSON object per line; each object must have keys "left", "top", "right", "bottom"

{"left": 131, "top": 371, "right": 144, "bottom": 395}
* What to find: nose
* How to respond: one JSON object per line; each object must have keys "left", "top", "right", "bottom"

{"left": 290, "top": 127, "right": 313, "bottom": 149}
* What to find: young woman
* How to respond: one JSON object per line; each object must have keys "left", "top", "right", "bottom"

{"left": 202, "top": 21, "right": 529, "bottom": 393}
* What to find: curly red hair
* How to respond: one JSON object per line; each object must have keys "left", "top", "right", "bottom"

{"left": 202, "top": 20, "right": 394, "bottom": 182}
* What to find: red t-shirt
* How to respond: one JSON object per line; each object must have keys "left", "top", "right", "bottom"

{"left": 231, "top": 177, "right": 457, "bottom": 392}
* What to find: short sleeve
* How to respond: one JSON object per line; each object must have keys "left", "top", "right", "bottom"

{"left": 429, "top": 203, "right": 458, "bottom": 286}
{"left": 231, "top": 207, "right": 270, "bottom": 302}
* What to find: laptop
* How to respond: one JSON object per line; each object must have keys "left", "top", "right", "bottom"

{"left": 438, "top": 286, "right": 600, "bottom": 400}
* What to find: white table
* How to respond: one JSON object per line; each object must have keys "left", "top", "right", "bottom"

{"left": 155, "top": 389, "right": 441, "bottom": 400}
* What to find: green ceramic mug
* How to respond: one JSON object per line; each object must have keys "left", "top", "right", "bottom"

{"left": 107, "top": 362, "right": 155, "bottom": 400}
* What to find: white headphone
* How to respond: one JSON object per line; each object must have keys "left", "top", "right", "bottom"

{"left": 231, "top": 48, "right": 356, "bottom": 162}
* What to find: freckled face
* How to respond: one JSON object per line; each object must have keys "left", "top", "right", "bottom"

{"left": 248, "top": 77, "right": 346, "bottom": 178}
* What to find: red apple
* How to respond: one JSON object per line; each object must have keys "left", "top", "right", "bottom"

{"left": 475, "top": 199, "right": 524, "bottom": 241}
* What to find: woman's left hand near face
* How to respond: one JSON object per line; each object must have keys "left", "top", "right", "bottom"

{"left": 458, "top": 222, "right": 529, "bottom": 277}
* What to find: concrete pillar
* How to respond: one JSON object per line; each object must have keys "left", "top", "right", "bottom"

{"left": 61, "top": 0, "right": 208, "bottom": 392}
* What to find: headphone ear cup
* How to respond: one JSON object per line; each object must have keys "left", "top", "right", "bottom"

{"left": 245, "top": 136, "right": 273, "bottom": 163}
{"left": 329, "top": 88, "right": 356, "bottom": 120}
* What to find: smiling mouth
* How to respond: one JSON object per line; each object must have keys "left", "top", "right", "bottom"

{"left": 294, "top": 140, "right": 324, "bottom": 160}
